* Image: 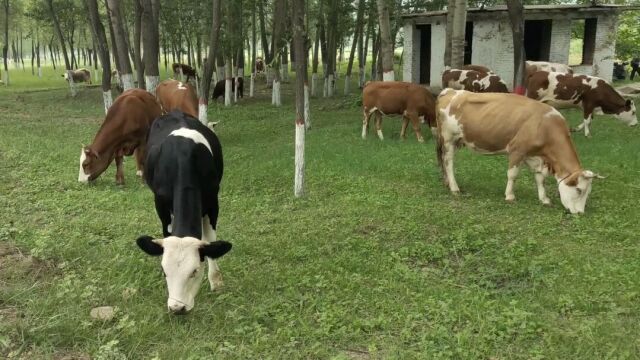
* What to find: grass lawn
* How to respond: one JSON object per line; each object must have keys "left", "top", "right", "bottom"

{"left": 1, "top": 68, "right": 640, "bottom": 359}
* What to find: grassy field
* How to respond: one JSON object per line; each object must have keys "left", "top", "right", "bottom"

{"left": 1, "top": 68, "right": 640, "bottom": 359}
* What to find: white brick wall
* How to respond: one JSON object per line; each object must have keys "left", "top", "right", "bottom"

{"left": 430, "top": 23, "right": 447, "bottom": 87}
{"left": 549, "top": 19, "right": 571, "bottom": 64}
{"left": 402, "top": 23, "right": 420, "bottom": 83}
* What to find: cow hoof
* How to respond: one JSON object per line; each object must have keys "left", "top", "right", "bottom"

{"left": 541, "top": 199, "right": 551, "bottom": 206}
{"left": 570, "top": 127, "right": 579, "bottom": 132}
{"left": 451, "top": 190, "right": 461, "bottom": 196}
{"left": 505, "top": 196, "right": 516, "bottom": 202}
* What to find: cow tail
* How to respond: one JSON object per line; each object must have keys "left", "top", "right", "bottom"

{"left": 435, "top": 108, "right": 446, "bottom": 179}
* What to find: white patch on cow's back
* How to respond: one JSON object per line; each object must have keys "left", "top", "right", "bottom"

{"left": 544, "top": 108, "right": 562, "bottom": 118}
{"left": 78, "top": 149, "right": 90, "bottom": 183}
{"left": 170, "top": 128, "right": 212, "bottom": 154}
{"left": 177, "top": 82, "right": 187, "bottom": 90}
{"left": 581, "top": 76, "right": 600, "bottom": 89}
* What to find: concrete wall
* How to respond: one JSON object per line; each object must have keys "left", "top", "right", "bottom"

{"left": 402, "top": 23, "right": 420, "bottom": 83}
{"left": 430, "top": 23, "right": 447, "bottom": 86}
{"left": 571, "top": 15, "right": 617, "bottom": 80}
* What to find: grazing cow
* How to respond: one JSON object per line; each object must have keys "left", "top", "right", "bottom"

{"left": 136, "top": 110, "right": 232, "bottom": 314}
{"left": 526, "top": 61, "right": 573, "bottom": 77}
{"left": 211, "top": 77, "right": 244, "bottom": 101}
{"left": 156, "top": 79, "right": 198, "bottom": 118}
{"left": 63, "top": 68, "right": 91, "bottom": 84}
{"left": 526, "top": 71, "right": 637, "bottom": 137}
{"left": 442, "top": 68, "right": 509, "bottom": 93}
{"left": 255, "top": 57, "right": 265, "bottom": 73}
{"left": 436, "top": 89, "right": 602, "bottom": 214}
{"left": 362, "top": 81, "right": 436, "bottom": 143}
{"left": 172, "top": 63, "right": 198, "bottom": 82}
{"left": 461, "top": 64, "right": 492, "bottom": 74}
{"left": 78, "top": 89, "right": 162, "bottom": 185}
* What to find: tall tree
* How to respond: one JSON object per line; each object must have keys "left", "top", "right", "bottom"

{"left": 133, "top": 0, "right": 144, "bottom": 89}
{"left": 345, "top": 0, "right": 365, "bottom": 94}
{"left": 325, "top": 0, "right": 338, "bottom": 96}
{"left": 292, "top": 0, "right": 306, "bottom": 197}
{"left": 86, "top": 0, "right": 113, "bottom": 113}
{"left": 271, "top": 0, "right": 285, "bottom": 106}
{"left": 450, "top": 0, "right": 466, "bottom": 68}
{"left": 46, "top": 0, "right": 75, "bottom": 95}
{"left": 506, "top": 0, "right": 525, "bottom": 94}
{"left": 107, "top": 0, "right": 134, "bottom": 90}
{"left": 198, "top": 0, "right": 222, "bottom": 124}
{"left": 376, "top": 0, "right": 393, "bottom": 81}
{"left": 250, "top": 0, "right": 257, "bottom": 97}
{"left": 2, "top": 0, "right": 9, "bottom": 85}
{"left": 141, "top": 0, "right": 160, "bottom": 94}
{"left": 444, "top": 0, "right": 454, "bottom": 67}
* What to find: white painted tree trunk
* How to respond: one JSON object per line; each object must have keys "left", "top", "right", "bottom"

{"left": 67, "top": 70, "right": 77, "bottom": 97}
{"left": 2, "top": 70, "right": 8, "bottom": 85}
{"left": 213, "top": 71, "right": 218, "bottom": 85}
{"left": 311, "top": 73, "right": 317, "bottom": 96}
{"left": 344, "top": 75, "right": 350, "bottom": 95}
{"left": 266, "top": 67, "right": 274, "bottom": 85}
{"left": 102, "top": 90, "right": 113, "bottom": 114}
{"left": 145, "top": 75, "right": 160, "bottom": 96}
{"left": 199, "top": 102, "right": 208, "bottom": 124}
{"left": 272, "top": 79, "right": 281, "bottom": 106}
{"left": 323, "top": 77, "right": 328, "bottom": 97}
{"left": 383, "top": 70, "right": 394, "bottom": 81}
{"left": 328, "top": 74, "right": 334, "bottom": 97}
{"left": 294, "top": 120, "right": 305, "bottom": 197}
{"left": 224, "top": 78, "right": 232, "bottom": 106}
{"left": 38, "top": 67, "right": 42, "bottom": 78}
{"left": 121, "top": 73, "right": 134, "bottom": 91}
{"left": 304, "top": 84, "right": 310, "bottom": 130}
{"left": 94, "top": 69, "right": 99, "bottom": 84}
{"left": 358, "top": 67, "right": 365, "bottom": 87}
{"left": 250, "top": 72, "right": 255, "bottom": 97}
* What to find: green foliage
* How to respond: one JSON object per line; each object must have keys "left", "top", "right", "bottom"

{"left": 615, "top": 10, "right": 640, "bottom": 60}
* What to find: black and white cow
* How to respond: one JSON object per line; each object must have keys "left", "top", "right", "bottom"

{"left": 136, "top": 110, "right": 232, "bottom": 314}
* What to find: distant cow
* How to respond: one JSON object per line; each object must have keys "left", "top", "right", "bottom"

{"left": 255, "top": 57, "right": 265, "bottom": 73}
{"left": 63, "top": 68, "right": 91, "bottom": 84}
{"left": 526, "top": 61, "right": 573, "bottom": 78}
{"left": 156, "top": 79, "right": 198, "bottom": 118}
{"left": 526, "top": 71, "right": 637, "bottom": 137}
{"left": 172, "top": 63, "right": 198, "bottom": 82}
{"left": 212, "top": 77, "right": 244, "bottom": 101}
{"left": 136, "top": 110, "right": 232, "bottom": 314}
{"left": 442, "top": 69, "right": 509, "bottom": 93}
{"left": 436, "top": 89, "right": 602, "bottom": 214}
{"left": 461, "top": 64, "right": 492, "bottom": 74}
{"left": 78, "top": 89, "right": 162, "bottom": 185}
{"left": 362, "top": 81, "right": 436, "bottom": 143}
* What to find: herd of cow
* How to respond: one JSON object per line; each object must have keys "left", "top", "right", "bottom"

{"left": 363, "top": 60, "right": 636, "bottom": 215}
{"left": 73, "top": 59, "right": 637, "bottom": 313}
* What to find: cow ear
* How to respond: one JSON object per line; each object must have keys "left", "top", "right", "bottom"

{"left": 137, "top": 236, "right": 163, "bottom": 256}
{"left": 199, "top": 241, "right": 232, "bottom": 261}
{"left": 625, "top": 99, "right": 632, "bottom": 108}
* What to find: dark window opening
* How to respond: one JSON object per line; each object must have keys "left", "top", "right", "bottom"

{"left": 464, "top": 21, "right": 473, "bottom": 65}
{"left": 570, "top": 19, "right": 597, "bottom": 66}
{"left": 418, "top": 24, "right": 431, "bottom": 84}
{"left": 524, "top": 19, "right": 552, "bottom": 61}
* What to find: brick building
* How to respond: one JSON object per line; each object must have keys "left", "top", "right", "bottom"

{"left": 402, "top": 4, "right": 639, "bottom": 89}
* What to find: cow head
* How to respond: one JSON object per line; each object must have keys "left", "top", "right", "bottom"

{"left": 78, "top": 146, "right": 108, "bottom": 183}
{"left": 615, "top": 99, "right": 637, "bottom": 127}
{"left": 557, "top": 170, "right": 603, "bottom": 214}
{"left": 136, "top": 235, "right": 232, "bottom": 314}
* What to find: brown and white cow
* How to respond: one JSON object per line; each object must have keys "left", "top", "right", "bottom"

{"left": 461, "top": 64, "right": 492, "bottom": 74}
{"left": 255, "top": 57, "right": 265, "bottom": 73}
{"left": 436, "top": 89, "right": 602, "bottom": 214}
{"left": 156, "top": 79, "right": 198, "bottom": 118}
{"left": 63, "top": 68, "right": 91, "bottom": 84}
{"left": 526, "top": 71, "right": 637, "bottom": 137}
{"left": 526, "top": 61, "right": 573, "bottom": 77}
{"left": 78, "top": 89, "right": 163, "bottom": 185}
{"left": 172, "top": 63, "right": 198, "bottom": 82}
{"left": 362, "top": 81, "right": 436, "bottom": 143}
{"left": 442, "top": 69, "right": 509, "bottom": 93}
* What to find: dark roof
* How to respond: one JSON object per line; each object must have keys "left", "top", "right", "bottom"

{"left": 402, "top": 4, "right": 640, "bottom": 19}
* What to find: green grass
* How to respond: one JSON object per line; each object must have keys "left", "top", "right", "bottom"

{"left": 1, "top": 70, "right": 640, "bottom": 359}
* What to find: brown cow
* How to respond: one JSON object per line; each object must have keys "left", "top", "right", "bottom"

{"left": 78, "top": 89, "right": 162, "bottom": 185}
{"left": 156, "top": 79, "right": 198, "bottom": 118}
{"left": 461, "top": 64, "right": 492, "bottom": 74}
{"left": 436, "top": 89, "right": 602, "bottom": 214}
{"left": 525, "top": 61, "right": 573, "bottom": 78}
{"left": 526, "top": 71, "right": 637, "bottom": 137}
{"left": 362, "top": 81, "right": 436, "bottom": 143}
{"left": 255, "top": 57, "right": 265, "bottom": 73}
{"left": 63, "top": 68, "right": 91, "bottom": 84}
{"left": 172, "top": 63, "right": 198, "bottom": 82}
{"left": 442, "top": 68, "right": 509, "bottom": 93}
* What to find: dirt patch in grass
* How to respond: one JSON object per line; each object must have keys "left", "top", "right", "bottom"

{"left": 0, "top": 243, "right": 56, "bottom": 282}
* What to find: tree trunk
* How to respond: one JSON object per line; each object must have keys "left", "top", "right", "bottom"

{"left": 46, "top": 0, "right": 75, "bottom": 95}
{"left": 199, "top": 0, "right": 222, "bottom": 123}
{"left": 450, "top": 0, "right": 467, "bottom": 69}
{"left": 86, "top": 0, "right": 113, "bottom": 112}
{"left": 292, "top": 0, "right": 306, "bottom": 197}
{"left": 444, "top": 0, "right": 455, "bottom": 67}
{"left": 370, "top": 28, "right": 378, "bottom": 81}
{"left": 142, "top": 0, "right": 160, "bottom": 95}
{"left": 36, "top": 39, "right": 42, "bottom": 78}
{"left": 311, "top": 20, "right": 319, "bottom": 96}
{"left": 250, "top": 0, "right": 257, "bottom": 97}
{"left": 258, "top": 0, "right": 271, "bottom": 63}
{"left": 271, "top": 0, "right": 285, "bottom": 106}
{"left": 107, "top": 0, "right": 134, "bottom": 90}
{"left": 224, "top": 58, "right": 232, "bottom": 106}
{"left": 359, "top": 4, "right": 370, "bottom": 88}
{"left": 2, "top": 0, "right": 8, "bottom": 85}
{"left": 377, "top": 0, "right": 394, "bottom": 81}
{"left": 506, "top": 0, "right": 525, "bottom": 94}
{"left": 325, "top": 0, "right": 338, "bottom": 96}
{"left": 345, "top": 0, "right": 365, "bottom": 94}
{"left": 133, "top": 0, "right": 144, "bottom": 89}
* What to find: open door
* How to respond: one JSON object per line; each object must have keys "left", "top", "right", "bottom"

{"left": 418, "top": 24, "right": 431, "bottom": 84}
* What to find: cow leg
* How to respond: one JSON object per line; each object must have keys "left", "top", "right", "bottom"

{"left": 362, "top": 109, "right": 372, "bottom": 139}
{"left": 408, "top": 113, "right": 425, "bottom": 143}
{"left": 525, "top": 157, "right": 550, "bottom": 205}
{"left": 505, "top": 155, "right": 524, "bottom": 202}
{"left": 400, "top": 115, "right": 409, "bottom": 140}
{"left": 375, "top": 112, "right": 384, "bottom": 140}
{"left": 115, "top": 155, "right": 125, "bottom": 185}
{"left": 574, "top": 107, "right": 594, "bottom": 137}
{"left": 443, "top": 141, "right": 460, "bottom": 193}
{"left": 134, "top": 146, "right": 145, "bottom": 177}
{"left": 202, "top": 212, "right": 223, "bottom": 291}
